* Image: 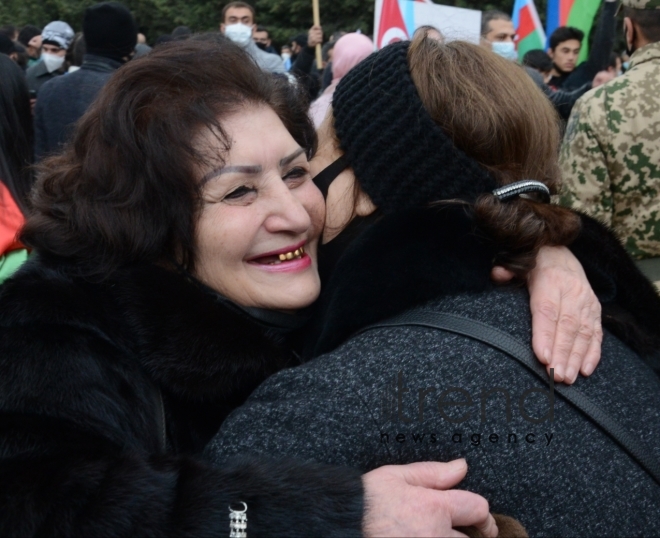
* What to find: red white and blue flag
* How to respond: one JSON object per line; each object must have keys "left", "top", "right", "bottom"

{"left": 374, "top": 0, "right": 481, "bottom": 49}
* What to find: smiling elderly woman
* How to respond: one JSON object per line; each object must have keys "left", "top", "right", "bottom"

{"left": 0, "top": 38, "right": 503, "bottom": 537}
{"left": 193, "top": 108, "right": 323, "bottom": 311}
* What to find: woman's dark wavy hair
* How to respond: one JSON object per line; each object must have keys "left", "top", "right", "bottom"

{"left": 0, "top": 54, "right": 34, "bottom": 213}
{"left": 22, "top": 35, "right": 316, "bottom": 279}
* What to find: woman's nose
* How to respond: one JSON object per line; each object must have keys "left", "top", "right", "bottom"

{"left": 263, "top": 180, "right": 312, "bottom": 235}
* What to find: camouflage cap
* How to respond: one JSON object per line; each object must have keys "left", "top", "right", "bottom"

{"left": 618, "top": 0, "right": 660, "bottom": 11}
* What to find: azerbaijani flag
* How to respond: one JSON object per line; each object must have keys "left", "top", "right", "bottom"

{"left": 546, "top": 0, "right": 601, "bottom": 63}
{"left": 512, "top": 0, "right": 547, "bottom": 61}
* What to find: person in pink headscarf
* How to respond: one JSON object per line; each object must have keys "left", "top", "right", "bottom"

{"left": 309, "top": 33, "right": 374, "bottom": 128}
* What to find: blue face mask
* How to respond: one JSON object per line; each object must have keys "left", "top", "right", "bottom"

{"left": 491, "top": 41, "right": 518, "bottom": 62}
{"left": 623, "top": 61, "right": 630, "bottom": 71}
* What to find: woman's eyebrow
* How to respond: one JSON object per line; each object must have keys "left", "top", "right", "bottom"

{"left": 280, "top": 148, "right": 305, "bottom": 167}
{"left": 200, "top": 165, "right": 262, "bottom": 186}
{"left": 200, "top": 148, "right": 305, "bottom": 186}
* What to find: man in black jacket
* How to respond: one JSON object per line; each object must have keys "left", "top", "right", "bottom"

{"left": 547, "top": 0, "right": 618, "bottom": 90}
{"left": 25, "top": 21, "right": 73, "bottom": 94}
{"left": 34, "top": 2, "right": 137, "bottom": 160}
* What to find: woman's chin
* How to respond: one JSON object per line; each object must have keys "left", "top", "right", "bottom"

{"left": 226, "top": 273, "right": 321, "bottom": 312}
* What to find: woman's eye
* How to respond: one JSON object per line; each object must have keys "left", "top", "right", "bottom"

{"left": 283, "top": 167, "right": 309, "bottom": 181}
{"left": 224, "top": 186, "right": 256, "bottom": 200}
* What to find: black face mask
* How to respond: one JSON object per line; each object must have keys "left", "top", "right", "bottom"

{"left": 312, "top": 155, "right": 349, "bottom": 198}
{"left": 255, "top": 42, "right": 268, "bottom": 51}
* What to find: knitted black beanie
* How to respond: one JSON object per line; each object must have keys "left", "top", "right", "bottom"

{"left": 83, "top": 2, "right": 137, "bottom": 62}
{"left": 332, "top": 40, "right": 497, "bottom": 214}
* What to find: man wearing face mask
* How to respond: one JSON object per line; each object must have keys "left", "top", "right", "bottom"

{"left": 480, "top": 11, "right": 591, "bottom": 121}
{"left": 25, "top": 21, "right": 74, "bottom": 95}
{"left": 253, "top": 26, "right": 277, "bottom": 55}
{"left": 480, "top": 11, "right": 518, "bottom": 61}
{"left": 34, "top": 2, "right": 137, "bottom": 161}
{"left": 220, "top": 1, "right": 285, "bottom": 74}
{"left": 560, "top": 0, "right": 660, "bottom": 286}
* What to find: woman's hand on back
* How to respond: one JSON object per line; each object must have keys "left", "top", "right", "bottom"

{"left": 492, "top": 245, "right": 602, "bottom": 384}
{"left": 362, "top": 460, "right": 498, "bottom": 537}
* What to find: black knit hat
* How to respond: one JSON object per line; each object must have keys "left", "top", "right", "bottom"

{"left": 332, "top": 40, "right": 497, "bottom": 214}
{"left": 0, "top": 34, "right": 18, "bottom": 55}
{"left": 83, "top": 2, "right": 137, "bottom": 62}
{"left": 17, "top": 25, "right": 41, "bottom": 47}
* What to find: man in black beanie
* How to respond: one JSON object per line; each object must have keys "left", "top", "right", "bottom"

{"left": 34, "top": 2, "right": 137, "bottom": 160}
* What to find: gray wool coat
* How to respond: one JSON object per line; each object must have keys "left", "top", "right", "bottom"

{"left": 206, "top": 206, "right": 660, "bottom": 536}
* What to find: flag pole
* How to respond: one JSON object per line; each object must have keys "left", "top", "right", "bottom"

{"left": 312, "top": 0, "right": 323, "bottom": 68}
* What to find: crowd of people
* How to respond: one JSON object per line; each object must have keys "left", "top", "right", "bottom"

{"left": 1, "top": 0, "right": 660, "bottom": 536}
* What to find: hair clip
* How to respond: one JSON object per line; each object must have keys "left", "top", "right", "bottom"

{"left": 492, "top": 180, "right": 551, "bottom": 203}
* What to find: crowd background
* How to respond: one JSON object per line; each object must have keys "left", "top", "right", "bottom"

{"left": 0, "top": 0, "right": 629, "bottom": 49}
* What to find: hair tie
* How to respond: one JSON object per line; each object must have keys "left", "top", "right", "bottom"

{"left": 492, "top": 180, "right": 551, "bottom": 203}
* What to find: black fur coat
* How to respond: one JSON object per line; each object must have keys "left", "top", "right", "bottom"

{"left": 0, "top": 257, "right": 364, "bottom": 537}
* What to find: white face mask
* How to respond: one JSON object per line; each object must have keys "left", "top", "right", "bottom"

{"left": 281, "top": 53, "right": 291, "bottom": 62}
{"left": 491, "top": 41, "right": 518, "bottom": 62}
{"left": 224, "top": 23, "right": 253, "bottom": 46}
{"left": 42, "top": 52, "right": 65, "bottom": 73}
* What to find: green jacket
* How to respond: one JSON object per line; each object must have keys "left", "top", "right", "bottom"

{"left": 559, "top": 42, "right": 660, "bottom": 259}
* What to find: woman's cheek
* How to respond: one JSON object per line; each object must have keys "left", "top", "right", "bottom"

{"left": 301, "top": 181, "right": 326, "bottom": 240}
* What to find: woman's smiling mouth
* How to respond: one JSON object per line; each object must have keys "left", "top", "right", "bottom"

{"left": 247, "top": 242, "right": 312, "bottom": 272}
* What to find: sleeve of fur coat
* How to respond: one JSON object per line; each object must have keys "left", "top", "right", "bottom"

{"left": 0, "top": 327, "right": 364, "bottom": 537}
{"left": 0, "top": 438, "right": 364, "bottom": 536}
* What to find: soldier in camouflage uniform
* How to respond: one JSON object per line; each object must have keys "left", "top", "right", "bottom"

{"left": 559, "top": 0, "right": 660, "bottom": 282}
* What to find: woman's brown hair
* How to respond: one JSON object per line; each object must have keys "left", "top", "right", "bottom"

{"left": 22, "top": 36, "right": 316, "bottom": 279}
{"left": 408, "top": 34, "right": 580, "bottom": 276}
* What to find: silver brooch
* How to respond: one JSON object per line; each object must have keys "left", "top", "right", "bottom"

{"left": 229, "top": 502, "right": 247, "bottom": 538}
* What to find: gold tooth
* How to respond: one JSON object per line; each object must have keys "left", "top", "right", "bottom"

{"left": 279, "top": 254, "right": 287, "bottom": 261}
{"left": 286, "top": 252, "right": 294, "bottom": 260}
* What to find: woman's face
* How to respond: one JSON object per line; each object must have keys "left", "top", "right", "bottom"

{"left": 194, "top": 105, "right": 325, "bottom": 311}
{"left": 311, "top": 112, "right": 375, "bottom": 243}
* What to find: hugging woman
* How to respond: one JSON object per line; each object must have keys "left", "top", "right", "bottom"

{"left": 0, "top": 36, "right": 626, "bottom": 536}
{"left": 208, "top": 35, "right": 660, "bottom": 536}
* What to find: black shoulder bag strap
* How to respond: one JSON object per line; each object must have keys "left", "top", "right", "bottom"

{"left": 355, "top": 309, "right": 660, "bottom": 486}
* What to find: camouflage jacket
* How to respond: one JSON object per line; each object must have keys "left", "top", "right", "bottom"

{"left": 559, "top": 42, "right": 660, "bottom": 259}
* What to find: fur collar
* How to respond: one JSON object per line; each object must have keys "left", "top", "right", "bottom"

{"left": 0, "top": 258, "right": 295, "bottom": 404}
{"left": 309, "top": 205, "right": 497, "bottom": 356}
